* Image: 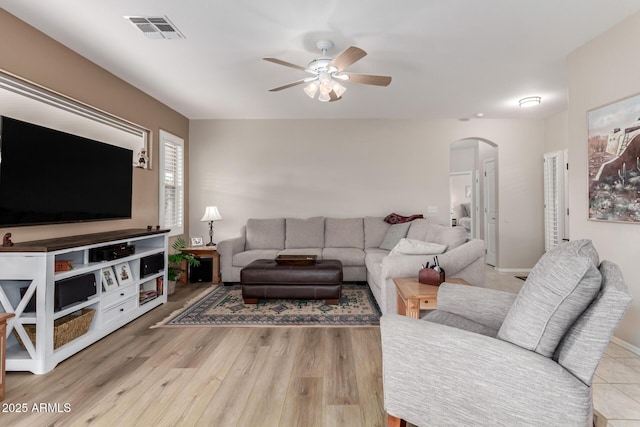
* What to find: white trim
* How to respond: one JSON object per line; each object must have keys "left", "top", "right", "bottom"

{"left": 610, "top": 336, "right": 640, "bottom": 356}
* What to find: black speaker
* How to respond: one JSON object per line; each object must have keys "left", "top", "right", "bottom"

{"left": 21, "top": 273, "right": 96, "bottom": 312}
{"left": 56, "top": 273, "right": 97, "bottom": 310}
{"left": 189, "top": 257, "right": 213, "bottom": 283}
{"left": 140, "top": 252, "right": 165, "bottom": 278}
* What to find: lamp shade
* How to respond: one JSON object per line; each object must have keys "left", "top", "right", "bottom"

{"left": 200, "top": 206, "right": 222, "bottom": 222}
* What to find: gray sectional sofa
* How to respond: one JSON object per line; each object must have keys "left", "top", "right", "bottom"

{"left": 217, "top": 216, "right": 486, "bottom": 314}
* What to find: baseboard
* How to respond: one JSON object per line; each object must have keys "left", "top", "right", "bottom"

{"left": 494, "top": 268, "right": 532, "bottom": 273}
{"left": 610, "top": 336, "right": 640, "bottom": 356}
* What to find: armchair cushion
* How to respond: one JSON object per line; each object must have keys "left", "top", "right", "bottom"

{"left": 434, "top": 282, "right": 517, "bottom": 331}
{"left": 497, "top": 239, "right": 602, "bottom": 357}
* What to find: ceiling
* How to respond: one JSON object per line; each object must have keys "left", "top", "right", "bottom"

{"left": 2, "top": 0, "right": 640, "bottom": 120}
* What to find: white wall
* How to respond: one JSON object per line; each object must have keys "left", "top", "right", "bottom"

{"left": 567, "top": 11, "right": 640, "bottom": 347}
{"left": 189, "top": 118, "right": 545, "bottom": 269}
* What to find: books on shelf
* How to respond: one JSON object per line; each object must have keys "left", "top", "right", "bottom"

{"left": 139, "top": 290, "right": 158, "bottom": 305}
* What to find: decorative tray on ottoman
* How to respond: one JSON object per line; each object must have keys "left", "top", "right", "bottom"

{"left": 274, "top": 255, "right": 317, "bottom": 265}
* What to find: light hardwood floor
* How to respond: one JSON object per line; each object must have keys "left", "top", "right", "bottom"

{"left": 4, "top": 270, "right": 640, "bottom": 427}
{"left": 3, "top": 283, "right": 385, "bottom": 427}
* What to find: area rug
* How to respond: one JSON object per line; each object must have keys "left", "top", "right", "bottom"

{"left": 153, "top": 284, "right": 381, "bottom": 327}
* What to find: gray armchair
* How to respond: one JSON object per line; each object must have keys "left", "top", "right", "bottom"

{"left": 381, "top": 240, "right": 631, "bottom": 427}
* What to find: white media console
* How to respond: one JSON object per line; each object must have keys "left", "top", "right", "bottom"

{"left": 0, "top": 229, "right": 168, "bottom": 374}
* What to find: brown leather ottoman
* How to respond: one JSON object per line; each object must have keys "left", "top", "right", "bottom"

{"left": 240, "top": 259, "right": 343, "bottom": 305}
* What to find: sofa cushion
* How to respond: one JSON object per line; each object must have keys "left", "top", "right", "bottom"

{"left": 233, "top": 249, "right": 281, "bottom": 267}
{"left": 246, "top": 218, "right": 285, "bottom": 250}
{"left": 325, "top": 218, "right": 364, "bottom": 249}
{"left": 323, "top": 247, "right": 365, "bottom": 267}
{"left": 497, "top": 239, "right": 602, "bottom": 357}
{"left": 389, "top": 238, "right": 447, "bottom": 256}
{"left": 364, "top": 217, "right": 391, "bottom": 248}
{"left": 285, "top": 217, "right": 325, "bottom": 249}
{"left": 408, "top": 222, "right": 467, "bottom": 250}
{"left": 379, "top": 222, "right": 411, "bottom": 250}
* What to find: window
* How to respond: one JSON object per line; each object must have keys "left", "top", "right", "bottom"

{"left": 159, "top": 130, "right": 184, "bottom": 236}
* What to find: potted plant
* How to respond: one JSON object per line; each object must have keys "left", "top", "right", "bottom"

{"left": 167, "top": 236, "right": 200, "bottom": 295}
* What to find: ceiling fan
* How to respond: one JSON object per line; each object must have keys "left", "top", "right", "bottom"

{"left": 263, "top": 40, "right": 392, "bottom": 102}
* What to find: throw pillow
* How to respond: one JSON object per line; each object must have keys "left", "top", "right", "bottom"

{"left": 497, "top": 239, "right": 602, "bottom": 357}
{"left": 389, "top": 238, "right": 447, "bottom": 255}
{"left": 384, "top": 213, "right": 424, "bottom": 224}
{"left": 379, "top": 222, "right": 411, "bottom": 250}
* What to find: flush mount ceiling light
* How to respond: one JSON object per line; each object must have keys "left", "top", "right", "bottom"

{"left": 519, "top": 96, "right": 542, "bottom": 108}
{"left": 124, "top": 15, "right": 185, "bottom": 39}
{"left": 263, "top": 40, "right": 392, "bottom": 103}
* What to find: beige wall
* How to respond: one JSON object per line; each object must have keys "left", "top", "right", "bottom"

{"left": 568, "top": 11, "right": 640, "bottom": 347}
{"left": 544, "top": 111, "right": 569, "bottom": 153}
{"left": 189, "top": 118, "right": 546, "bottom": 270}
{"left": 0, "top": 10, "right": 189, "bottom": 242}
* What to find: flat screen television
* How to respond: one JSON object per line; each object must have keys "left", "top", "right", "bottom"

{"left": 0, "top": 116, "right": 133, "bottom": 227}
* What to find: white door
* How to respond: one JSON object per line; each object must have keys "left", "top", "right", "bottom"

{"left": 484, "top": 158, "right": 497, "bottom": 266}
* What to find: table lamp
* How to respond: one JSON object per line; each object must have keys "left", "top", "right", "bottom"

{"left": 200, "top": 206, "right": 222, "bottom": 246}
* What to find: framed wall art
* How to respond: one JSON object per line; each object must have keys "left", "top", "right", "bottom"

{"left": 588, "top": 93, "right": 640, "bottom": 223}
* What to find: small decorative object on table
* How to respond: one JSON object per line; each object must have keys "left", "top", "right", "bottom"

{"left": 54, "top": 260, "right": 74, "bottom": 272}
{"left": 418, "top": 256, "right": 445, "bottom": 285}
{"left": 190, "top": 236, "right": 204, "bottom": 247}
{"left": 2, "top": 233, "right": 13, "bottom": 247}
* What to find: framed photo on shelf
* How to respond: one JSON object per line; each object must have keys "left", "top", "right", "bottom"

{"left": 101, "top": 267, "right": 118, "bottom": 292}
{"left": 191, "top": 236, "right": 204, "bottom": 247}
{"left": 114, "top": 261, "right": 134, "bottom": 287}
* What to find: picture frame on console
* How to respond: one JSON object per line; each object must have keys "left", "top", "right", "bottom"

{"left": 191, "top": 236, "right": 204, "bottom": 247}
{"left": 114, "top": 262, "right": 133, "bottom": 287}
{"left": 101, "top": 267, "right": 118, "bottom": 292}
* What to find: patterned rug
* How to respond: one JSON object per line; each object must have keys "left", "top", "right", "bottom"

{"left": 154, "top": 283, "right": 381, "bottom": 327}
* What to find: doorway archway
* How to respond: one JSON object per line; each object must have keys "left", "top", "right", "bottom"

{"left": 450, "top": 138, "right": 499, "bottom": 267}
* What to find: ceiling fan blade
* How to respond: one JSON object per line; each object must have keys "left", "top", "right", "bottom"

{"left": 328, "top": 46, "right": 367, "bottom": 71}
{"left": 268, "top": 79, "right": 307, "bottom": 92}
{"left": 263, "top": 57, "right": 307, "bottom": 72}
{"left": 343, "top": 73, "right": 392, "bottom": 86}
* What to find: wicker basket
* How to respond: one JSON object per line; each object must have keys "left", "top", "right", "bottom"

{"left": 16, "top": 308, "right": 95, "bottom": 350}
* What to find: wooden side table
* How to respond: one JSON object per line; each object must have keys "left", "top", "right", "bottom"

{"left": 181, "top": 247, "right": 221, "bottom": 284}
{"left": 0, "top": 313, "right": 14, "bottom": 401}
{"left": 394, "top": 277, "right": 470, "bottom": 318}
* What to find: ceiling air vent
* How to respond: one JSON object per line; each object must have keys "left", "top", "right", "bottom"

{"left": 124, "top": 15, "right": 185, "bottom": 39}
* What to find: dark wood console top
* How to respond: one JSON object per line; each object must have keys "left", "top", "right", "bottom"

{"left": 0, "top": 228, "right": 169, "bottom": 253}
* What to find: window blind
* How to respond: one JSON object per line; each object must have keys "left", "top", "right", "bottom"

{"left": 159, "top": 131, "right": 184, "bottom": 235}
{"left": 544, "top": 151, "right": 565, "bottom": 251}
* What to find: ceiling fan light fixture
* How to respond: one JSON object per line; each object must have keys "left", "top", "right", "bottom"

{"left": 304, "top": 81, "right": 318, "bottom": 98}
{"left": 318, "top": 92, "right": 331, "bottom": 102}
{"left": 519, "top": 96, "right": 542, "bottom": 107}
{"left": 332, "top": 81, "right": 347, "bottom": 98}
{"left": 318, "top": 73, "right": 333, "bottom": 96}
